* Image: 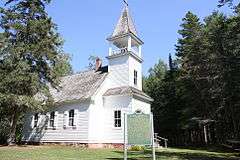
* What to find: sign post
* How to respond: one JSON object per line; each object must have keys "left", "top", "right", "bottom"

{"left": 124, "top": 112, "right": 156, "bottom": 160}
{"left": 124, "top": 114, "right": 127, "bottom": 160}
{"left": 151, "top": 114, "right": 156, "bottom": 160}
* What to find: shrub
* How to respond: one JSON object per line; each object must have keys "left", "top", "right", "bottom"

{"left": 129, "top": 145, "right": 146, "bottom": 151}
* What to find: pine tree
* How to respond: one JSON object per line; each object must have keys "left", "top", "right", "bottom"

{"left": 169, "top": 53, "right": 174, "bottom": 71}
{"left": 0, "top": 0, "right": 71, "bottom": 144}
{"left": 176, "top": 11, "right": 209, "bottom": 119}
{"left": 176, "top": 12, "right": 219, "bottom": 145}
{"left": 205, "top": 11, "right": 240, "bottom": 140}
{"left": 145, "top": 3, "right": 240, "bottom": 146}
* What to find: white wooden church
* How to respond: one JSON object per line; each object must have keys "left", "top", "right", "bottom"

{"left": 22, "top": 4, "right": 153, "bottom": 148}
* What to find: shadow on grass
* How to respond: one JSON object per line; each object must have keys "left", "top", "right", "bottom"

{"left": 177, "top": 145, "right": 240, "bottom": 153}
{"left": 106, "top": 151, "right": 152, "bottom": 160}
{"left": 106, "top": 149, "right": 240, "bottom": 160}
{"left": 0, "top": 145, "right": 30, "bottom": 148}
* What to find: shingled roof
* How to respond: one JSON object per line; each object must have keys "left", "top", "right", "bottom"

{"left": 103, "top": 86, "right": 153, "bottom": 102}
{"left": 111, "top": 6, "right": 138, "bottom": 38}
{"left": 49, "top": 69, "right": 108, "bottom": 104}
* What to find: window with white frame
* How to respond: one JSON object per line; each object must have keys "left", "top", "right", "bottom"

{"left": 134, "top": 70, "right": 138, "bottom": 85}
{"left": 34, "top": 113, "right": 38, "bottom": 127}
{"left": 114, "top": 110, "right": 121, "bottom": 128}
{"left": 69, "top": 110, "right": 74, "bottom": 126}
{"left": 49, "top": 112, "right": 55, "bottom": 127}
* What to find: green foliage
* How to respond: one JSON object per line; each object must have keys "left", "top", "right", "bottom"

{"left": 87, "top": 55, "right": 98, "bottom": 70}
{"left": 218, "top": 0, "right": 234, "bottom": 6}
{"left": 0, "top": 0, "right": 72, "bottom": 144}
{"left": 0, "top": 116, "right": 10, "bottom": 144}
{"left": 218, "top": 0, "right": 240, "bottom": 13}
{"left": 177, "top": 10, "right": 240, "bottom": 144}
{"left": 144, "top": 59, "right": 184, "bottom": 145}
{"left": 53, "top": 54, "right": 73, "bottom": 77}
{"left": 143, "top": 59, "right": 167, "bottom": 96}
{"left": 145, "top": 8, "right": 240, "bottom": 146}
{"left": 218, "top": 0, "right": 239, "bottom": 6}
{"left": 143, "top": 60, "right": 167, "bottom": 115}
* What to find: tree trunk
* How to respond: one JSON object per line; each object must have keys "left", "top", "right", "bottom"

{"left": 7, "top": 111, "right": 19, "bottom": 145}
{"left": 204, "top": 125, "right": 208, "bottom": 145}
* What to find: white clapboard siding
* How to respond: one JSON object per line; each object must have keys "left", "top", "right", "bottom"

{"left": 128, "top": 55, "right": 142, "bottom": 90}
{"left": 108, "top": 55, "right": 129, "bottom": 88}
{"left": 63, "top": 110, "right": 68, "bottom": 129}
{"left": 132, "top": 98, "right": 151, "bottom": 114}
{"left": 37, "top": 114, "right": 41, "bottom": 127}
{"left": 46, "top": 113, "right": 50, "bottom": 129}
{"left": 73, "top": 109, "right": 78, "bottom": 127}
{"left": 22, "top": 102, "right": 90, "bottom": 143}
{"left": 54, "top": 111, "right": 58, "bottom": 129}
{"left": 102, "top": 95, "right": 132, "bottom": 143}
{"left": 30, "top": 114, "right": 34, "bottom": 129}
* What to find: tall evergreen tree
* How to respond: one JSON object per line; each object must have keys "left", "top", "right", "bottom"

{"left": 205, "top": 11, "right": 240, "bottom": 140}
{"left": 176, "top": 11, "right": 212, "bottom": 121}
{"left": 143, "top": 59, "right": 167, "bottom": 113}
{"left": 144, "top": 59, "right": 184, "bottom": 145}
{"left": 0, "top": 0, "right": 71, "bottom": 144}
{"left": 169, "top": 53, "right": 174, "bottom": 71}
{"left": 145, "top": 3, "right": 240, "bottom": 146}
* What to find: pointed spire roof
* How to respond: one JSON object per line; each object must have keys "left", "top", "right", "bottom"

{"left": 111, "top": 6, "right": 138, "bottom": 38}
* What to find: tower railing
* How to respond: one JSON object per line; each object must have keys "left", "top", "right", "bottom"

{"left": 130, "top": 48, "right": 138, "bottom": 56}
{"left": 111, "top": 47, "right": 128, "bottom": 55}
{"left": 110, "top": 47, "right": 139, "bottom": 57}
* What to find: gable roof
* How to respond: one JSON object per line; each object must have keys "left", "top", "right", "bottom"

{"left": 103, "top": 86, "right": 153, "bottom": 102}
{"left": 50, "top": 69, "right": 108, "bottom": 104}
{"left": 111, "top": 6, "right": 138, "bottom": 38}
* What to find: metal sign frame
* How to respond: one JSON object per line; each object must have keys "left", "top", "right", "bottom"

{"left": 124, "top": 113, "right": 156, "bottom": 160}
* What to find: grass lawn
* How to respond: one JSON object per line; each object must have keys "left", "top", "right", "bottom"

{"left": 0, "top": 145, "right": 239, "bottom": 160}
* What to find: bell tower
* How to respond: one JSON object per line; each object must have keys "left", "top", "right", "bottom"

{"left": 107, "top": 3, "right": 144, "bottom": 90}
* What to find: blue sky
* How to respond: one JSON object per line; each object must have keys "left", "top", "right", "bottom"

{"left": 2, "top": 0, "right": 233, "bottom": 74}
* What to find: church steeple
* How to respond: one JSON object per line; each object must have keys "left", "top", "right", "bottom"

{"left": 111, "top": 6, "right": 138, "bottom": 38}
{"left": 107, "top": 3, "right": 143, "bottom": 60}
{"left": 107, "top": 3, "right": 144, "bottom": 91}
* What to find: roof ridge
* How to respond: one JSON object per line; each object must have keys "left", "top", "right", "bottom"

{"left": 61, "top": 69, "right": 96, "bottom": 79}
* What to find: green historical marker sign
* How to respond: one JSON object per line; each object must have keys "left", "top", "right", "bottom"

{"left": 127, "top": 114, "right": 152, "bottom": 145}
{"left": 124, "top": 113, "right": 155, "bottom": 160}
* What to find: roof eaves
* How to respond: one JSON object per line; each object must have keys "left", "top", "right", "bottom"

{"left": 106, "top": 51, "right": 143, "bottom": 63}
{"left": 107, "top": 32, "right": 143, "bottom": 45}
{"left": 103, "top": 86, "right": 154, "bottom": 103}
{"left": 54, "top": 97, "right": 91, "bottom": 106}
{"left": 132, "top": 93, "right": 154, "bottom": 103}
